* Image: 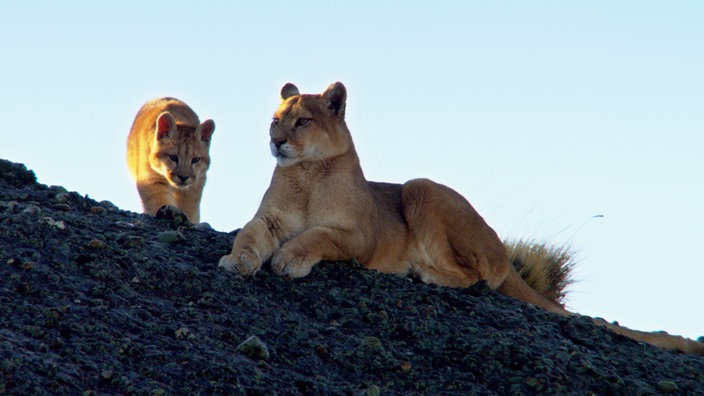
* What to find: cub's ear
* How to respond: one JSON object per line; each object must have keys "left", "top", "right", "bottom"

{"left": 322, "top": 82, "right": 347, "bottom": 118}
{"left": 198, "top": 119, "right": 216, "bottom": 143}
{"left": 155, "top": 112, "right": 177, "bottom": 140}
{"left": 280, "top": 83, "right": 300, "bottom": 100}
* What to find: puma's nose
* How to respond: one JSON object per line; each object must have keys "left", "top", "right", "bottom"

{"left": 177, "top": 175, "right": 189, "bottom": 183}
{"left": 272, "top": 137, "right": 287, "bottom": 149}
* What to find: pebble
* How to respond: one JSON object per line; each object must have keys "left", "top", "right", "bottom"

{"left": 657, "top": 380, "right": 678, "bottom": 393}
{"left": 359, "top": 385, "right": 380, "bottom": 396}
{"left": 237, "top": 335, "right": 270, "bottom": 361}
{"left": 100, "top": 370, "right": 113, "bottom": 380}
{"left": 194, "top": 222, "right": 212, "bottom": 231}
{"left": 99, "top": 200, "right": 119, "bottom": 211}
{"left": 53, "top": 203, "right": 71, "bottom": 212}
{"left": 22, "top": 204, "right": 42, "bottom": 215}
{"left": 49, "top": 185, "right": 68, "bottom": 194}
{"left": 55, "top": 192, "right": 70, "bottom": 203}
{"left": 87, "top": 239, "right": 106, "bottom": 249}
{"left": 359, "top": 336, "right": 384, "bottom": 352}
{"left": 119, "top": 236, "right": 144, "bottom": 249}
{"left": 89, "top": 206, "right": 106, "bottom": 215}
{"left": 399, "top": 360, "right": 412, "bottom": 373}
{"left": 157, "top": 231, "right": 185, "bottom": 243}
{"left": 174, "top": 327, "right": 195, "bottom": 340}
{"left": 115, "top": 221, "right": 135, "bottom": 229}
{"left": 40, "top": 217, "right": 66, "bottom": 230}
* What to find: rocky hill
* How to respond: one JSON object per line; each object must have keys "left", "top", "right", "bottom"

{"left": 1, "top": 158, "right": 703, "bottom": 395}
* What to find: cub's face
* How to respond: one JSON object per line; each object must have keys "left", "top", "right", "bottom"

{"left": 150, "top": 114, "right": 215, "bottom": 188}
{"left": 269, "top": 82, "right": 349, "bottom": 167}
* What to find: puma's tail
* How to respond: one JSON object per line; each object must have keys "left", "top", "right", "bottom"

{"left": 504, "top": 238, "right": 576, "bottom": 307}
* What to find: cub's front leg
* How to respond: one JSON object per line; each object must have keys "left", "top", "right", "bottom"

{"left": 218, "top": 217, "right": 280, "bottom": 277}
{"left": 137, "top": 182, "right": 175, "bottom": 216}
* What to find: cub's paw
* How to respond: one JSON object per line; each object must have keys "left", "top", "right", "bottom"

{"left": 218, "top": 251, "right": 262, "bottom": 277}
{"left": 271, "top": 248, "right": 316, "bottom": 279}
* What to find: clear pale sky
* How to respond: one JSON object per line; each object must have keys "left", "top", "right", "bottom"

{"left": 2, "top": 2, "right": 702, "bottom": 340}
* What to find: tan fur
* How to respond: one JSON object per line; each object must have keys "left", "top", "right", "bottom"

{"left": 219, "top": 82, "right": 704, "bottom": 355}
{"left": 127, "top": 97, "right": 215, "bottom": 223}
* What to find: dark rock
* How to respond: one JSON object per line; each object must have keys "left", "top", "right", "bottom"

{"left": 237, "top": 335, "right": 271, "bottom": 361}
{"left": 155, "top": 204, "right": 191, "bottom": 226}
{"left": 0, "top": 159, "right": 37, "bottom": 187}
{"left": 157, "top": 230, "right": 185, "bottom": 243}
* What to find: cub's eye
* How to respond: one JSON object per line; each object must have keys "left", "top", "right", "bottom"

{"left": 295, "top": 118, "right": 312, "bottom": 128}
{"left": 191, "top": 157, "right": 201, "bottom": 164}
{"left": 168, "top": 154, "right": 179, "bottom": 163}
{"left": 271, "top": 118, "right": 280, "bottom": 126}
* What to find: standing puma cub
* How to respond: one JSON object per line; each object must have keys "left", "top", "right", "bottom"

{"left": 219, "top": 82, "right": 704, "bottom": 356}
{"left": 127, "top": 98, "right": 215, "bottom": 223}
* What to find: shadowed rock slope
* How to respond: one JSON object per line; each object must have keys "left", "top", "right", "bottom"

{"left": 1, "top": 158, "right": 703, "bottom": 395}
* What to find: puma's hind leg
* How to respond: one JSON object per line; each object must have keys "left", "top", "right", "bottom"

{"left": 400, "top": 178, "right": 510, "bottom": 289}
{"left": 401, "top": 178, "right": 568, "bottom": 315}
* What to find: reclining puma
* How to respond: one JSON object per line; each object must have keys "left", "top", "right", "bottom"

{"left": 219, "top": 82, "right": 704, "bottom": 355}
{"left": 127, "top": 97, "right": 215, "bottom": 223}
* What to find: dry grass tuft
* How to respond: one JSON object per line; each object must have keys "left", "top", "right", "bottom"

{"left": 504, "top": 238, "right": 577, "bottom": 307}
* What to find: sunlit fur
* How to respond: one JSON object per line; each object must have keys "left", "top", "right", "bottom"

{"left": 220, "top": 82, "right": 704, "bottom": 355}
{"left": 127, "top": 97, "right": 215, "bottom": 223}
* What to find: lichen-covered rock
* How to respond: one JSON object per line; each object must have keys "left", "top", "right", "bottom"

{"left": 237, "top": 335, "right": 270, "bottom": 361}
{"left": 157, "top": 230, "right": 186, "bottom": 243}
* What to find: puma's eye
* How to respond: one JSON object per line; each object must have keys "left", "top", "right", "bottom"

{"left": 295, "top": 118, "right": 312, "bottom": 128}
{"left": 191, "top": 157, "right": 201, "bottom": 164}
{"left": 168, "top": 155, "right": 179, "bottom": 163}
{"left": 271, "top": 118, "right": 280, "bottom": 126}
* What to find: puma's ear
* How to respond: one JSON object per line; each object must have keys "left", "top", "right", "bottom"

{"left": 281, "top": 83, "right": 300, "bottom": 100}
{"left": 322, "top": 82, "right": 347, "bottom": 118}
{"left": 198, "top": 119, "right": 215, "bottom": 143}
{"left": 155, "top": 112, "right": 177, "bottom": 140}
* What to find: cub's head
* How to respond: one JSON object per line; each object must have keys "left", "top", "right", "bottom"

{"left": 270, "top": 82, "right": 351, "bottom": 167}
{"left": 149, "top": 113, "right": 215, "bottom": 188}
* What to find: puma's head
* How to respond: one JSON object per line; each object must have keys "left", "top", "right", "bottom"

{"left": 149, "top": 111, "right": 215, "bottom": 188}
{"left": 269, "top": 82, "right": 351, "bottom": 167}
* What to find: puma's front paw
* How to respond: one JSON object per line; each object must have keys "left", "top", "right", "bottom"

{"left": 271, "top": 248, "right": 316, "bottom": 279}
{"left": 218, "top": 250, "right": 262, "bottom": 277}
